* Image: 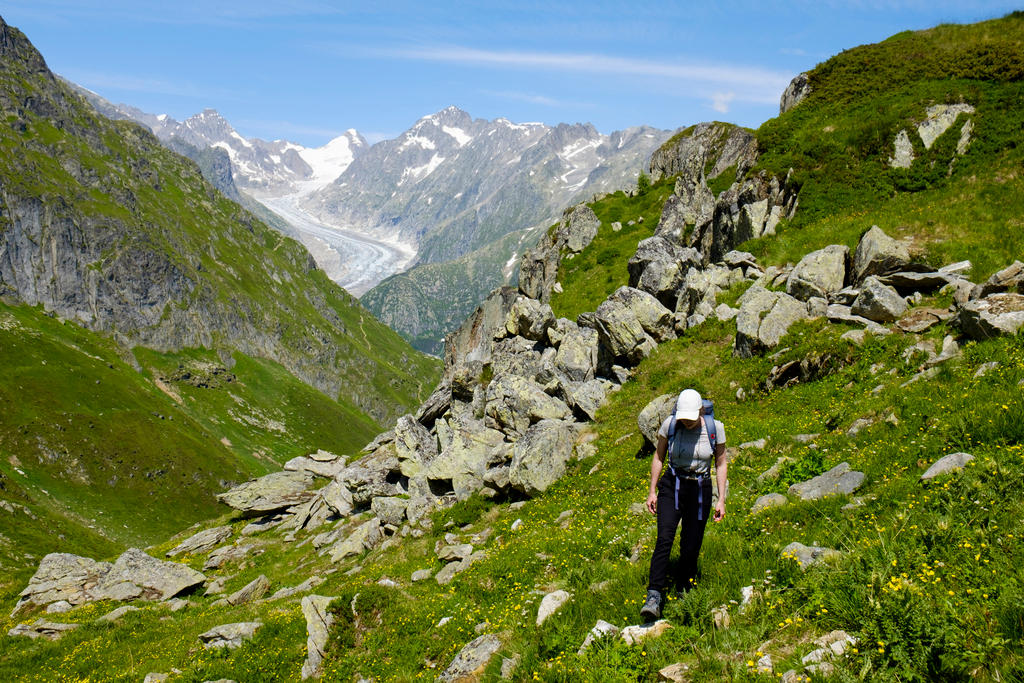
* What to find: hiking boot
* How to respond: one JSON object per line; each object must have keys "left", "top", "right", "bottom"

{"left": 639, "top": 589, "right": 662, "bottom": 622}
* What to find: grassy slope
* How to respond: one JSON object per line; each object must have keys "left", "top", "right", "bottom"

{"left": 2, "top": 14, "right": 1024, "bottom": 683}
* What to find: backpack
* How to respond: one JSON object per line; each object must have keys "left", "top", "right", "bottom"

{"left": 666, "top": 397, "right": 717, "bottom": 451}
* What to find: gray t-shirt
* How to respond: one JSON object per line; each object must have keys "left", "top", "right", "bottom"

{"left": 657, "top": 416, "right": 726, "bottom": 474}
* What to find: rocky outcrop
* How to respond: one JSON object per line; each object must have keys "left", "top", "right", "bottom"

{"left": 958, "top": 293, "right": 1024, "bottom": 339}
{"left": 852, "top": 226, "right": 911, "bottom": 283}
{"left": 638, "top": 393, "right": 675, "bottom": 452}
{"left": 583, "top": 287, "right": 676, "bottom": 366}
{"left": 438, "top": 633, "right": 503, "bottom": 682}
{"left": 787, "top": 245, "right": 849, "bottom": 302}
{"left": 628, "top": 237, "right": 702, "bottom": 308}
{"left": 649, "top": 122, "right": 757, "bottom": 184}
{"left": 509, "top": 420, "right": 577, "bottom": 496}
{"left": 518, "top": 204, "right": 601, "bottom": 303}
{"left": 301, "top": 595, "right": 335, "bottom": 679}
{"left": 15, "top": 549, "right": 207, "bottom": 614}
{"left": 198, "top": 622, "right": 262, "bottom": 650}
{"left": 166, "top": 526, "right": 233, "bottom": 557}
{"left": 734, "top": 286, "right": 809, "bottom": 357}
{"left": 780, "top": 73, "right": 811, "bottom": 114}
{"left": 216, "top": 471, "right": 317, "bottom": 518}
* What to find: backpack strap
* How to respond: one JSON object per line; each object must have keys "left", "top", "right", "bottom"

{"left": 702, "top": 398, "right": 717, "bottom": 452}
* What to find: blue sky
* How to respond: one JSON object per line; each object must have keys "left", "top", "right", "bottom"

{"left": 3, "top": 1, "right": 1018, "bottom": 146}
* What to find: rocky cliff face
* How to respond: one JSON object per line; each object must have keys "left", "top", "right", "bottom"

{"left": 0, "top": 17, "right": 438, "bottom": 426}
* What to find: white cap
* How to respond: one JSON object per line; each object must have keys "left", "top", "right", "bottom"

{"left": 675, "top": 389, "right": 702, "bottom": 421}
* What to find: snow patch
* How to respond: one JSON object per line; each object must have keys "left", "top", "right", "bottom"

{"left": 399, "top": 155, "right": 446, "bottom": 185}
{"left": 230, "top": 130, "right": 253, "bottom": 149}
{"left": 400, "top": 135, "right": 437, "bottom": 151}
{"left": 298, "top": 134, "right": 360, "bottom": 190}
{"left": 442, "top": 126, "right": 473, "bottom": 147}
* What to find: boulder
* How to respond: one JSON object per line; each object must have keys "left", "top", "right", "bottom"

{"left": 638, "top": 393, "right": 675, "bottom": 452}
{"left": 897, "top": 307, "right": 953, "bottom": 334}
{"left": 438, "top": 543, "right": 474, "bottom": 563}
{"left": 437, "top": 633, "right": 503, "bottom": 682}
{"left": 166, "top": 526, "right": 233, "bottom": 558}
{"left": 96, "top": 605, "right": 141, "bottom": 623}
{"left": 505, "top": 297, "right": 556, "bottom": 341}
{"left": 558, "top": 204, "right": 600, "bottom": 254}
{"left": 786, "top": 245, "right": 849, "bottom": 301}
{"left": 394, "top": 414, "right": 439, "bottom": 478}
{"left": 888, "top": 129, "right": 914, "bottom": 168}
{"left": 266, "top": 576, "right": 324, "bottom": 602}
{"left": 918, "top": 103, "right": 975, "bottom": 149}
{"left": 283, "top": 453, "right": 347, "bottom": 479}
{"left": 8, "top": 618, "right": 79, "bottom": 641}
{"left": 204, "top": 543, "right": 255, "bottom": 571}
{"left": 217, "top": 471, "right": 316, "bottom": 518}
{"left": 318, "top": 480, "right": 355, "bottom": 517}
{"left": 788, "top": 463, "right": 865, "bottom": 501}
{"left": 852, "top": 226, "right": 910, "bottom": 283}
{"left": 198, "top": 622, "right": 262, "bottom": 650}
{"left": 587, "top": 287, "right": 674, "bottom": 365}
{"left": 780, "top": 72, "right": 811, "bottom": 113}
{"left": 536, "top": 590, "right": 572, "bottom": 626}
{"left": 734, "top": 286, "right": 809, "bottom": 357}
{"left": 509, "top": 420, "right": 577, "bottom": 496}
{"left": 851, "top": 276, "right": 907, "bottom": 323}
{"left": 553, "top": 324, "right": 599, "bottom": 382}
{"left": 921, "top": 452, "right": 974, "bottom": 480}
{"left": 974, "top": 260, "right": 1024, "bottom": 298}
{"left": 226, "top": 574, "right": 270, "bottom": 606}
{"left": 485, "top": 374, "right": 571, "bottom": 437}
{"left": 415, "top": 382, "right": 452, "bottom": 429}
{"left": 565, "top": 379, "right": 614, "bottom": 422}
{"left": 781, "top": 542, "right": 840, "bottom": 569}
{"left": 370, "top": 496, "right": 408, "bottom": 527}
{"left": 329, "top": 518, "right": 383, "bottom": 562}
{"left": 301, "top": 595, "right": 335, "bottom": 679}
{"left": 628, "top": 236, "right": 701, "bottom": 307}
{"left": 958, "top": 293, "right": 1024, "bottom": 339}
{"left": 877, "top": 271, "right": 956, "bottom": 294}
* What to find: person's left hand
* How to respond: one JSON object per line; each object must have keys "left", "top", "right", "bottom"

{"left": 713, "top": 500, "right": 725, "bottom": 522}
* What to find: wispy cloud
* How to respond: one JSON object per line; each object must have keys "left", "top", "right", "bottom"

{"left": 480, "top": 89, "right": 590, "bottom": 108}
{"left": 779, "top": 47, "right": 809, "bottom": 56}
{"left": 374, "top": 45, "right": 791, "bottom": 102}
{"left": 711, "top": 92, "right": 736, "bottom": 113}
{"left": 60, "top": 69, "right": 230, "bottom": 99}
{"left": 234, "top": 119, "right": 348, "bottom": 141}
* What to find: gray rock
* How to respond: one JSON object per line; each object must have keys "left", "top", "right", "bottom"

{"left": 888, "top": 129, "right": 915, "bottom": 168}
{"left": 45, "top": 600, "right": 73, "bottom": 614}
{"left": 416, "top": 382, "right": 452, "bottom": 429}
{"left": 509, "top": 420, "right": 577, "bottom": 496}
{"left": 536, "top": 589, "right": 571, "bottom": 626}
{"left": 437, "top": 633, "right": 503, "bottom": 682}
{"left": 370, "top": 496, "right": 408, "bottom": 527}
{"left": 786, "top": 245, "right": 849, "bottom": 301}
{"left": 780, "top": 72, "right": 811, "bottom": 113}
{"left": 329, "top": 518, "right": 383, "bottom": 562}
{"left": 751, "top": 494, "right": 788, "bottom": 514}
{"left": 96, "top": 605, "right": 141, "bottom": 623}
{"left": 566, "top": 379, "right": 613, "bottom": 422}
{"left": 166, "top": 526, "right": 233, "bottom": 558}
{"left": 438, "top": 543, "right": 474, "bottom": 563}
{"left": 853, "top": 226, "right": 910, "bottom": 283}
{"left": 203, "top": 543, "right": 255, "bottom": 571}
{"left": 558, "top": 204, "right": 600, "bottom": 254}
{"left": 805, "top": 297, "right": 828, "bottom": 318}
{"left": 921, "top": 452, "right": 974, "bottom": 480}
{"left": 628, "top": 236, "right": 701, "bottom": 307}
{"left": 586, "top": 287, "right": 674, "bottom": 366}
{"left": 8, "top": 618, "right": 79, "bottom": 640}
{"left": 553, "top": 323, "right": 599, "bottom": 382}
{"left": 781, "top": 542, "right": 840, "bottom": 569}
{"left": 788, "top": 463, "right": 864, "bottom": 500}
{"left": 394, "top": 414, "right": 439, "bottom": 479}
{"left": 198, "top": 622, "right": 262, "bottom": 650}
{"left": 958, "top": 293, "right": 1024, "bottom": 339}
{"left": 266, "top": 576, "right": 324, "bottom": 602}
{"left": 283, "top": 453, "right": 347, "bottom": 479}
{"left": 918, "top": 104, "right": 975, "bottom": 149}
{"left": 974, "top": 260, "right": 1024, "bottom": 298}
{"left": 878, "top": 271, "right": 956, "bottom": 294}
{"left": 897, "top": 307, "right": 953, "bottom": 334}
{"left": 301, "top": 595, "right": 335, "bottom": 679}
{"left": 411, "top": 569, "right": 433, "bottom": 582}
{"left": 734, "top": 286, "right": 809, "bottom": 357}
{"left": 851, "top": 276, "right": 907, "bottom": 323}
{"left": 227, "top": 574, "right": 270, "bottom": 606}
{"left": 505, "top": 297, "right": 556, "bottom": 342}
{"left": 620, "top": 619, "right": 672, "bottom": 645}
{"left": 435, "top": 560, "right": 465, "bottom": 586}
{"left": 974, "top": 361, "right": 999, "bottom": 378}
{"left": 577, "top": 619, "right": 621, "bottom": 655}
{"left": 318, "top": 480, "right": 355, "bottom": 517}
{"left": 241, "top": 515, "right": 285, "bottom": 536}
{"left": 217, "top": 471, "right": 316, "bottom": 518}
{"left": 638, "top": 393, "right": 675, "bottom": 452}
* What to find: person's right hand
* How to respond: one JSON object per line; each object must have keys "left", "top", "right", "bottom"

{"left": 646, "top": 492, "right": 658, "bottom": 515}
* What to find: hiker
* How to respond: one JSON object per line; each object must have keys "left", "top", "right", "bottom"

{"left": 639, "top": 388, "right": 727, "bottom": 622}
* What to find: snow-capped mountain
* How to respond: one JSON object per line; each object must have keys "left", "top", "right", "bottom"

{"left": 303, "top": 106, "right": 670, "bottom": 264}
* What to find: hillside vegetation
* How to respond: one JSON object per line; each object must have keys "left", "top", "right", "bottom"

{"left": 2, "top": 12, "right": 1024, "bottom": 683}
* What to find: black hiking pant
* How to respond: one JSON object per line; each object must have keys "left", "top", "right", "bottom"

{"left": 647, "top": 471, "right": 712, "bottom": 593}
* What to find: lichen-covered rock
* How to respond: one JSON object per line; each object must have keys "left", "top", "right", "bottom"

{"left": 557, "top": 204, "right": 600, "bottom": 254}
{"left": 586, "top": 287, "right": 675, "bottom": 366}
{"left": 394, "top": 414, "right": 439, "bottom": 478}
{"left": 437, "top": 633, "right": 503, "bottom": 682}
{"left": 328, "top": 518, "right": 383, "bottom": 562}
{"left": 974, "top": 260, "right": 1024, "bottom": 298}
{"left": 509, "top": 419, "right": 577, "bottom": 496}
{"left": 301, "top": 595, "right": 335, "bottom": 679}
{"left": 852, "top": 226, "right": 910, "bottom": 283}
{"left": 216, "top": 471, "right": 316, "bottom": 518}
{"left": 553, "top": 322, "right": 599, "bottom": 383}
{"left": 226, "top": 574, "right": 270, "bottom": 606}
{"left": 780, "top": 72, "right": 811, "bottom": 113}
{"left": 751, "top": 493, "right": 788, "bottom": 514}
{"left": 8, "top": 618, "right": 79, "bottom": 641}
{"left": 505, "top": 297, "right": 556, "bottom": 342}
{"left": 734, "top": 286, "right": 808, "bottom": 357}
{"left": 786, "top": 245, "right": 849, "bottom": 302}
{"left": 638, "top": 393, "right": 675, "bottom": 452}
{"left": 536, "top": 590, "right": 572, "bottom": 626}
{"left": 370, "top": 496, "right": 408, "bottom": 527}
{"left": 781, "top": 542, "right": 840, "bottom": 569}
{"left": 485, "top": 374, "right": 571, "bottom": 437}
{"left": 166, "top": 526, "right": 233, "bottom": 558}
